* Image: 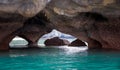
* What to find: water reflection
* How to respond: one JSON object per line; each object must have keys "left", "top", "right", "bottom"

{"left": 6, "top": 46, "right": 88, "bottom": 57}
{"left": 58, "top": 46, "right": 88, "bottom": 54}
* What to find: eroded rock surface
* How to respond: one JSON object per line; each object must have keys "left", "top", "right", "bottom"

{"left": 18, "top": 12, "right": 53, "bottom": 47}
{"left": 0, "top": 0, "right": 49, "bottom": 17}
{"left": 0, "top": 0, "right": 50, "bottom": 50}
{"left": 0, "top": 16, "right": 25, "bottom": 50}
{"left": 45, "top": 0, "right": 120, "bottom": 17}
{"left": 0, "top": 0, "right": 120, "bottom": 50}
{"left": 43, "top": 0, "right": 120, "bottom": 50}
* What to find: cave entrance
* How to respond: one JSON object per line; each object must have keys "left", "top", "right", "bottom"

{"left": 37, "top": 29, "right": 88, "bottom": 47}
{"left": 9, "top": 36, "right": 28, "bottom": 48}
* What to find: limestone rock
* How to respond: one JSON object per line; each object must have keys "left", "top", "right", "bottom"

{"left": 0, "top": 0, "right": 48, "bottom": 17}
{"left": 0, "top": 18, "right": 25, "bottom": 51}
{"left": 46, "top": 0, "right": 120, "bottom": 17}
{"left": 0, "top": 0, "right": 120, "bottom": 50}
{"left": 0, "top": 0, "right": 50, "bottom": 50}
{"left": 17, "top": 12, "right": 53, "bottom": 47}
{"left": 0, "top": 11, "right": 52, "bottom": 50}
{"left": 43, "top": 0, "right": 120, "bottom": 50}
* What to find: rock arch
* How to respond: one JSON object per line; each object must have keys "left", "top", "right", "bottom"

{"left": 0, "top": 23, "right": 24, "bottom": 51}
{"left": 43, "top": 8, "right": 108, "bottom": 49}
{"left": 0, "top": 0, "right": 120, "bottom": 50}
{"left": 17, "top": 12, "right": 54, "bottom": 47}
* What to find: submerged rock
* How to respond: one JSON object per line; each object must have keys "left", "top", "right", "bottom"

{"left": 44, "top": 37, "right": 70, "bottom": 46}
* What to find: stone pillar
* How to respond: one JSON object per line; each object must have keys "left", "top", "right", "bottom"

{"left": 0, "top": 22, "right": 23, "bottom": 51}
{"left": 0, "top": 33, "right": 16, "bottom": 51}
{"left": 18, "top": 32, "right": 44, "bottom": 48}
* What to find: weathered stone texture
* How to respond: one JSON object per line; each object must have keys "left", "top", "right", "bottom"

{"left": 0, "top": 0, "right": 120, "bottom": 50}
{"left": 0, "top": 0, "right": 48, "bottom": 17}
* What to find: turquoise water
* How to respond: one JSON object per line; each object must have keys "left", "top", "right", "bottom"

{"left": 0, "top": 48, "right": 120, "bottom": 70}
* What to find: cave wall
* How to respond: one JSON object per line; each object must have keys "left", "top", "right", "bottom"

{"left": 0, "top": 0, "right": 49, "bottom": 17}
{"left": 0, "top": 12, "right": 53, "bottom": 50}
{"left": 0, "top": 16, "right": 25, "bottom": 50}
{"left": 43, "top": 0, "right": 120, "bottom": 50}
{"left": 0, "top": 0, "right": 120, "bottom": 50}
{"left": 45, "top": 0, "right": 120, "bottom": 17}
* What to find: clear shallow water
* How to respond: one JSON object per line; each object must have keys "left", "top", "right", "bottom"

{"left": 0, "top": 48, "right": 120, "bottom": 70}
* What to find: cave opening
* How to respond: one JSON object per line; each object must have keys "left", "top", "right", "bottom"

{"left": 81, "top": 12, "right": 108, "bottom": 22}
{"left": 37, "top": 29, "right": 77, "bottom": 47}
{"left": 7, "top": 11, "right": 91, "bottom": 49}
{"left": 9, "top": 36, "right": 28, "bottom": 48}
{"left": 21, "top": 11, "right": 89, "bottom": 48}
{"left": 37, "top": 29, "right": 88, "bottom": 48}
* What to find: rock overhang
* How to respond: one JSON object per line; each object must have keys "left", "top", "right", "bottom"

{"left": 45, "top": 0, "right": 120, "bottom": 17}
{"left": 0, "top": 0, "right": 50, "bottom": 18}
{"left": 0, "top": 0, "right": 120, "bottom": 50}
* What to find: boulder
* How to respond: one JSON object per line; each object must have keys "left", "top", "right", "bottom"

{"left": 44, "top": 37, "right": 70, "bottom": 46}
{"left": 69, "top": 39, "right": 86, "bottom": 46}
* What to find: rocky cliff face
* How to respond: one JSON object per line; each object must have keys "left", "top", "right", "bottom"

{"left": 0, "top": 0, "right": 48, "bottom": 17}
{"left": 0, "top": 0, "right": 50, "bottom": 50}
{"left": 0, "top": 0, "right": 120, "bottom": 50}
{"left": 45, "top": 0, "right": 120, "bottom": 17}
{"left": 44, "top": 0, "right": 120, "bottom": 50}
